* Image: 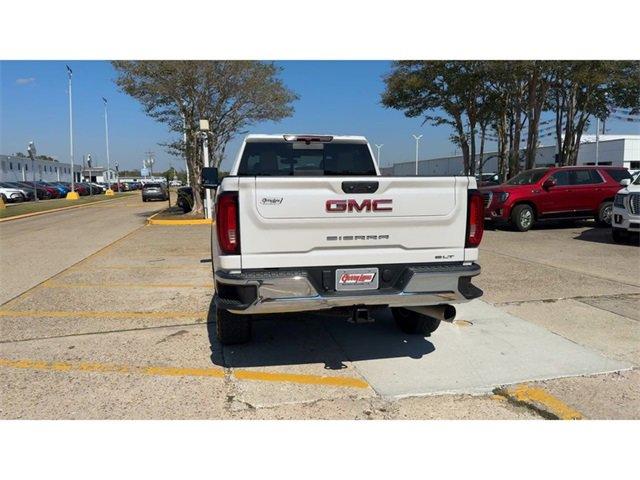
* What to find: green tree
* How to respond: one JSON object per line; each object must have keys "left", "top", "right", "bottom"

{"left": 546, "top": 61, "right": 640, "bottom": 166}
{"left": 382, "top": 61, "right": 488, "bottom": 175}
{"left": 112, "top": 61, "right": 298, "bottom": 214}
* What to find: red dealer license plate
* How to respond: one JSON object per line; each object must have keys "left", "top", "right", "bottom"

{"left": 335, "top": 268, "right": 379, "bottom": 292}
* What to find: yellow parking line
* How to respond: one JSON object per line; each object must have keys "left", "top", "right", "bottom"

{"left": 148, "top": 218, "right": 213, "bottom": 225}
{"left": 42, "top": 282, "right": 213, "bottom": 289}
{"left": 496, "top": 384, "right": 583, "bottom": 420}
{"left": 0, "top": 357, "right": 369, "bottom": 389}
{"left": 0, "top": 310, "right": 208, "bottom": 319}
{"left": 0, "top": 358, "right": 224, "bottom": 379}
{"left": 233, "top": 369, "right": 369, "bottom": 389}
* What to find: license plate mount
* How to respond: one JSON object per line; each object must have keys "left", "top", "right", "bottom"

{"left": 335, "top": 268, "right": 379, "bottom": 292}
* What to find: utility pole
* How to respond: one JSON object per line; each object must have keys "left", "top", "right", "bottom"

{"left": 413, "top": 134, "right": 423, "bottom": 175}
{"left": 103, "top": 97, "right": 113, "bottom": 195}
{"left": 66, "top": 65, "right": 78, "bottom": 199}
{"left": 375, "top": 144, "right": 383, "bottom": 166}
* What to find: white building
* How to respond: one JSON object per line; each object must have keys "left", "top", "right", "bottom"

{"left": 0, "top": 154, "right": 82, "bottom": 183}
{"left": 385, "top": 134, "right": 640, "bottom": 176}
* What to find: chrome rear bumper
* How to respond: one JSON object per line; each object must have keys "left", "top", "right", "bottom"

{"left": 214, "top": 263, "right": 482, "bottom": 315}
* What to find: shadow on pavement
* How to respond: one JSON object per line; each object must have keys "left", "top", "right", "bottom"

{"left": 206, "top": 299, "right": 435, "bottom": 371}
{"left": 574, "top": 227, "right": 639, "bottom": 246}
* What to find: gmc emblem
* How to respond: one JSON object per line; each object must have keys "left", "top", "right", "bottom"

{"left": 326, "top": 199, "right": 393, "bottom": 213}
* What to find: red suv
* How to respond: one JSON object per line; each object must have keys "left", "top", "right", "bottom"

{"left": 480, "top": 166, "right": 632, "bottom": 231}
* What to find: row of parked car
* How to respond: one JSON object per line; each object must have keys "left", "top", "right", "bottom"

{"left": 0, "top": 181, "right": 145, "bottom": 203}
{"left": 479, "top": 165, "right": 639, "bottom": 243}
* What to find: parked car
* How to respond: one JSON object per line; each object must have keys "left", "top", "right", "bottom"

{"left": 0, "top": 185, "right": 26, "bottom": 203}
{"left": 206, "top": 133, "right": 484, "bottom": 345}
{"left": 480, "top": 166, "right": 632, "bottom": 231}
{"left": 14, "top": 182, "right": 52, "bottom": 200}
{"left": 41, "top": 182, "right": 69, "bottom": 197}
{"left": 142, "top": 182, "right": 169, "bottom": 202}
{"left": 0, "top": 182, "right": 35, "bottom": 201}
{"left": 612, "top": 176, "right": 640, "bottom": 243}
{"left": 34, "top": 182, "right": 62, "bottom": 199}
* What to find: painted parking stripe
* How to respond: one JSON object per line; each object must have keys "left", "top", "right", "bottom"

{"left": 234, "top": 369, "right": 370, "bottom": 389}
{"left": 0, "top": 358, "right": 224, "bottom": 378}
{"left": 0, "top": 358, "right": 369, "bottom": 389}
{"left": 0, "top": 310, "right": 208, "bottom": 319}
{"left": 495, "top": 384, "right": 584, "bottom": 420}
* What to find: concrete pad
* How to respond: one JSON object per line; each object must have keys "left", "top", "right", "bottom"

{"left": 576, "top": 294, "right": 640, "bottom": 322}
{"left": 324, "top": 300, "right": 631, "bottom": 398}
{"left": 502, "top": 298, "right": 640, "bottom": 366}
{"left": 476, "top": 251, "right": 640, "bottom": 304}
{"left": 481, "top": 225, "right": 640, "bottom": 286}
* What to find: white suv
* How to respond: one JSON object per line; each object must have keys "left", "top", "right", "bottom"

{"left": 612, "top": 176, "right": 640, "bottom": 243}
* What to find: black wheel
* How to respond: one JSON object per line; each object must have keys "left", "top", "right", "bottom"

{"left": 596, "top": 201, "right": 613, "bottom": 227}
{"left": 216, "top": 308, "right": 252, "bottom": 345}
{"left": 142, "top": 197, "right": 147, "bottom": 202}
{"left": 511, "top": 204, "right": 535, "bottom": 231}
{"left": 612, "top": 228, "right": 626, "bottom": 243}
{"left": 1, "top": 194, "right": 7, "bottom": 203}
{"left": 392, "top": 308, "right": 441, "bottom": 336}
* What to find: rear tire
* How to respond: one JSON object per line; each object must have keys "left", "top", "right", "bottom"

{"left": 392, "top": 308, "right": 441, "bottom": 336}
{"left": 216, "top": 308, "right": 252, "bottom": 345}
{"left": 597, "top": 201, "right": 613, "bottom": 227}
{"left": 511, "top": 204, "right": 535, "bottom": 231}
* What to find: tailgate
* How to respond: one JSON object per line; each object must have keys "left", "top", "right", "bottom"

{"left": 238, "top": 176, "right": 470, "bottom": 269}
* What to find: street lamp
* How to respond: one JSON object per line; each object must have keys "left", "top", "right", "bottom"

{"left": 413, "top": 134, "right": 423, "bottom": 175}
{"left": 87, "top": 154, "right": 93, "bottom": 196}
{"left": 103, "top": 97, "right": 114, "bottom": 195}
{"left": 27, "top": 141, "right": 38, "bottom": 202}
{"left": 375, "top": 144, "right": 384, "bottom": 165}
{"left": 66, "top": 65, "right": 79, "bottom": 200}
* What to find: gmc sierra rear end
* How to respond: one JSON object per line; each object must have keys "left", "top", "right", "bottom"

{"left": 203, "top": 134, "right": 484, "bottom": 344}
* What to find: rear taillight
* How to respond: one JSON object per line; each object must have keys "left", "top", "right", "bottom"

{"left": 466, "top": 190, "right": 484, "bottom": 248}
{"left": 216, "top": 191, "right": 240, "bottom": 255}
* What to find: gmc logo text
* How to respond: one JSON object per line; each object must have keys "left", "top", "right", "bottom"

{"left": 326, "top": 199, "right": 393, "bottom": 213}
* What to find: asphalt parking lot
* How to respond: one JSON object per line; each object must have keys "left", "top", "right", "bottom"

{"left": 1, "top": 199, "right": 639, "bottom": 419}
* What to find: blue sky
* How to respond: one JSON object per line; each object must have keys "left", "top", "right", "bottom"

{"left": 1, "top": 60, "right": 638, "bottom": 172}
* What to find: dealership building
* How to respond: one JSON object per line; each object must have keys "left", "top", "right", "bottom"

{"left": 0, "top": 154, "right": 82, "bottom": 183}
{"left": 383, "top": 134, "right": 640, "bottom": 176}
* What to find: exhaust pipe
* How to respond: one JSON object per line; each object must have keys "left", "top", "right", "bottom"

{"left": 406, "top": 304, "right": 457, "bottom": 322}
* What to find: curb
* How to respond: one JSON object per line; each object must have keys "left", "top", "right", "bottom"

{"left": 0, "top": 193, "right": 136, "bottom": 223}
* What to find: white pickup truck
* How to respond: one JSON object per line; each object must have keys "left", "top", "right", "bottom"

{"left": 202, "top": 134, "right": 484, "bottom": 344}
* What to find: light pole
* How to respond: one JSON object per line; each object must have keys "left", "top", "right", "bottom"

{"left": 198, "top": 119, "right": 213, "bottom": 219}
{"left": 181, "top": 108, "right": 190, "bottom": 186}
{"left": 102, "top": 97, "right": 114, "bottom": 195}
{"left": 27, "top": 141, "right": 38, "bottom": 202}
{"left": 595, "top": 117, "right": 600, "bottom": 166}
{"left": 375, "top": 144, "right": 383, "bottom": 165}
{"left": 66, "top": 65, "right": 78, "bottom": 199}
{"left": 87, "top": 154, "right": 93, "bottom": 196}
{"left": 413, "top": 134, "right": 423, "bottom": 175}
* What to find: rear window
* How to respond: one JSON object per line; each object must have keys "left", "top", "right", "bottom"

{"left": 605, "top": 169, "right": 631, "bottom": 183}
{"left": 237, "top": 142, "right": 376, "bottom": 176}
{"left": 144, "top": 183, "right": 162, "bottom": 188}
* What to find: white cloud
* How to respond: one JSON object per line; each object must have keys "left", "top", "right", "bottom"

{"left": 15, "top": 77, "right": 35, "bottom": 85}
